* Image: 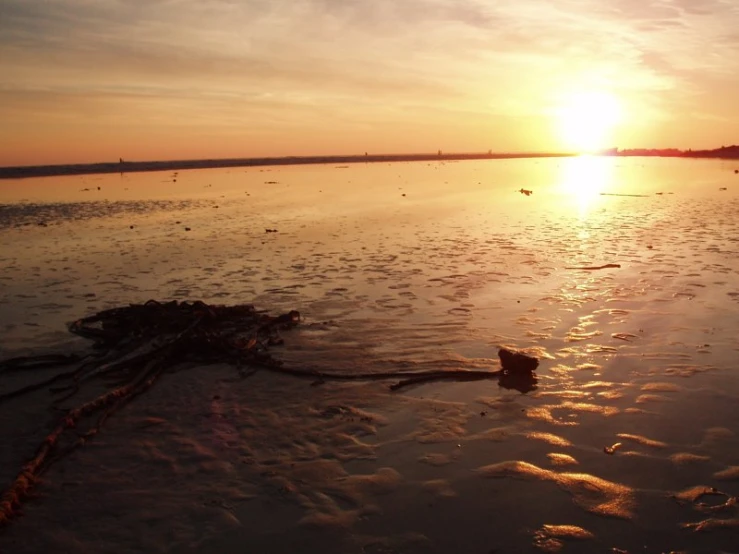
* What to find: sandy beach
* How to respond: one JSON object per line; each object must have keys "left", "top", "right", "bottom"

{"left": 1, "top": 156, "right": 739, "bottom": 553}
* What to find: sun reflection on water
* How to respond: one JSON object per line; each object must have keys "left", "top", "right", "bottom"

{"left": 558, "top": 155, "right": 616, "bottom": 214}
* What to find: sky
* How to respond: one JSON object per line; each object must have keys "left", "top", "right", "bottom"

{"left": 1, "top": 0, "right": 738, "bottom": 166}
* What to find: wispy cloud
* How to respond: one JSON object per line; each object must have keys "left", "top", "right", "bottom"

{"left": 0, "top": 0, "right": 738, "bottom": 163}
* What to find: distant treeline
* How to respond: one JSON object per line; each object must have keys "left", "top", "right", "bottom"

{"left": 617, "top": 145, "right": 739, "bottom": 159}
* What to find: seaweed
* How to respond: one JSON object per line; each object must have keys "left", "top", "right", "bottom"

{"left": 0, "top": 300, "right": 537, "bottom": 526}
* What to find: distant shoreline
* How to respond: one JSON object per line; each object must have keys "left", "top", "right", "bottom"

{"left": 1, "top": 147, "right": 737, "bottom": 180}
{"left": 0, "top": 152, "right": 573, "bottom": 180}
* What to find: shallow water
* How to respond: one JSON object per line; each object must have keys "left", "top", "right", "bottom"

{"left": 1, "top": 157, "right": 739, "bottom": 553}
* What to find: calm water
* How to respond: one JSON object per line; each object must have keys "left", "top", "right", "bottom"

{"left": 1, "top": 157, "right": 739, "bottom": 553}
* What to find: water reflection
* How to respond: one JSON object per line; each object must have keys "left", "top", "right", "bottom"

{"left": 499, "top": 371, "right": 538, "bottom": 394}
{"left": 558, "top": 155, "right": 615, "bottom": 214}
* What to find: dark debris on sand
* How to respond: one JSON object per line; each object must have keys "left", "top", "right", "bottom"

{"left": 0, "top": 300, "right": 539, "bottom": 526}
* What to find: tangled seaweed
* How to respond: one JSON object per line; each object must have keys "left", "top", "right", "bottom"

{"left": 0, "top": 300, "right": 537, "bottom": 526}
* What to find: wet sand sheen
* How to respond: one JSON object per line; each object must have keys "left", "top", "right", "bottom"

{"left": 1, "top": 157, "right": 739, "bottom": 553}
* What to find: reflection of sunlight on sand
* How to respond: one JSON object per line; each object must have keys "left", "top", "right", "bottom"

{"left": 558, "top": 155, "right": 615, "bottom": 215}
{"left": 477, "top": 460, "right": 634, "bottom": 518}
{"left": 4, "top": 158, "right": 739, "bottom": 552}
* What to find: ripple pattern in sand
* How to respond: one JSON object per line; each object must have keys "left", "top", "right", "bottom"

{"left": 2, "top": 159, "right": 739, "bottom": 553}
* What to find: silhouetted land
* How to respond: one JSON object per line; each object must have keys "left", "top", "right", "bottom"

{"left": 617, "top": 145, "right": 739, "bottom": 159}
{"left": 0, "top": 152, "right": 574, "bottom": 179}
{"left": 1, "top": 146, "right": 737, "bottom": 179}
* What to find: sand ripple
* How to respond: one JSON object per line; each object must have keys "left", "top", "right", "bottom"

{"left": 3, "top": 159, "right": 739, "bottom": 553}
{"left": 477, "top": 460, "right": 634, "bottom": 519}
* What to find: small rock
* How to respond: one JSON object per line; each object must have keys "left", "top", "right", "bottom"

{"left": 498, "top": 348, "right": 538, "bottom": 374}
{"left": 185, "top": 227, "right": 191, "bottom": 231}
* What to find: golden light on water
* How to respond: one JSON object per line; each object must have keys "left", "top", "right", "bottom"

{"left": 555, "top": 91, "right": 622, "bottom": 153}
{"left": 558, "top": 155, "right": 616, "bottom": 213}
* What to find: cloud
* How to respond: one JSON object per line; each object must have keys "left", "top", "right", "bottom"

{"left": 2, "top": 0, "right": 736, "bottom": 93}
{"left": 0, "top": 0, "right": 738, "bottom": 162}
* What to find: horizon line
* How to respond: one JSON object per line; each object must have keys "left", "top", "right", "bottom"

{"left": 1, "top": 146, "right": 738, "bottom": 180}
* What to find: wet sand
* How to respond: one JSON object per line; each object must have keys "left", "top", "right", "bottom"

{"left": 1, "top": 157, "right": 738, "bottom": 552}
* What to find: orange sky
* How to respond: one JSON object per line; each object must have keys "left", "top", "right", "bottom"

{"left": 1, "top": 0, "right": 738, "bottom": 166}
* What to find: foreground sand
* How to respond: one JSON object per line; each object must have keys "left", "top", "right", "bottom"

{"left": 1, "top": 157, "right": 739, "bottom": 552}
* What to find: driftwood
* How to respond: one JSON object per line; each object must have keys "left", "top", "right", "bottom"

{"left": 0, "top": 300, "right": 538, "bottom": 526}
{"left": 564, "top": 264, "right": 621, "bottom": 270}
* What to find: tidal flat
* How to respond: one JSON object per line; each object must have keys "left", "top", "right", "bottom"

{"left": 1, "top": 156, "right": 739, "bottom": 553}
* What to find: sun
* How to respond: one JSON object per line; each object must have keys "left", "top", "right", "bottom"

{"left": 555, "top": 91, "right": 622, "bottom": 153}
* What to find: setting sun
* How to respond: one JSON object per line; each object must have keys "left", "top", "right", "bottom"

{"left": 555, "top": 91, "right": 622, "bottom": 153}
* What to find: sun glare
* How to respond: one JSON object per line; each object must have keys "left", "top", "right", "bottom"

{"left": 556, "top": 91, "right": 622, "bottom": 153}
{"left": 558, "top": 155, "right": 615, "bottom": 214}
